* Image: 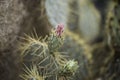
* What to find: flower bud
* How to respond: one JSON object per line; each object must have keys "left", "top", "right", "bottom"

{"left": 55, "top": 23, "right": 64, "bottom": 37}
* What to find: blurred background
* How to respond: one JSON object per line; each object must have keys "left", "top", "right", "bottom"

{"left": 0, "top": 0, "right": 120, "bottom": 80}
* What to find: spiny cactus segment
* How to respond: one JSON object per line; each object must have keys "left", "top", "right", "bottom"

{"left": 20, "top": 65, "right": 44, "bottom": 80}
{"left": 58, "top": 60, "right": 79, "bottom": 77}
{"left": 20, "top": 24, "right": 79, "bottom": 80}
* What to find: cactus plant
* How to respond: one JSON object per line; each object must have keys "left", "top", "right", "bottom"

{"left": 20, "top": 24, "right": 79, "bottom": 80}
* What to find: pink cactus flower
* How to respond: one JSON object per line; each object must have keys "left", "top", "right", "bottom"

{"left": 55, "top": 23, "right": 64, "bottom": 37}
